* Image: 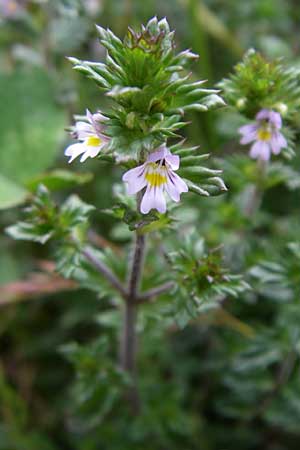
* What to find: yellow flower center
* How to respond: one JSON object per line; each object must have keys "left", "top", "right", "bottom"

{"left": 257, "top": 128, "right": 271, "bottom": 141}
{"left": 86, "top": 136, "right": 101, "bottom": 147}
{"left": 145, "top": 164, "right": 167, "bottom": 187}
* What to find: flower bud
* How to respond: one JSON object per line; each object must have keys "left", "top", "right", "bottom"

{"left": 236, "top": 98, "right": 247, "bottom": 110}
{"left": 125, "top": 112, "right": 137, "bottom": 130}
{"left": 274, "top": 102, "right": 288, "bottom": 116}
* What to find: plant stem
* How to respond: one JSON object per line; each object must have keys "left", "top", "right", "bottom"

{"left": 128, "top": 233, "right": 146, "bottom": 300}
{"left": 244, "top": 159, "right": 267, "bottom": 217}
{"left": 120, "top": 230, "right": 145, "bottom": 414}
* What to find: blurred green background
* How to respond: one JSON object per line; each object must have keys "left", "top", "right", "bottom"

{"left": 1, "top": 1, "right": 300, "bottom": 449}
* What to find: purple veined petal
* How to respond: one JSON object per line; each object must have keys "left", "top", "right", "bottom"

{"left": 239, "top": 124, "right": 258, "bottom": 144}
{"left": 269, "top": 111, "right": 282, "bottom": 129}
{"left": 249, "top": 141, "right": 271, "bottom": 161}
{"left": 270, "top": 131, "right": 287, "bottom": 155}
{"left": 86, "top": 109, "right": 94, "bottom": 124}
{"left": 256, "top": 109, "right": 272, "bottom": 122}
{"left": 140, "top": 185, "right": 166, "bottom": 214}
{"left": 86, "top": 108, "right": 108, "bottom": 135}
{"left": 97, "top": 132, "right": 110, "bottom": 143}
{"left": 122, "top": 164, "right": 147, "bottom": 195}
{"left": 86, "top": 108, "right": 107, "bottom": 123}
{"left": 147, "top": 145, "right": 168, "bottom": 163}
{"left": 165, "top": 152, "right": 180, "bottom": 170}
{"left": 165, "top": 170, "right": 188, "bottom": 202}
{"left": 64, "top": 143, "right": 86, "bottom": 163}
{"left": 239, "top": 124, "right": 257, "bottom": 135}
{"left": 94, "top": 111, "right": 109, "bottom": 122}
{"left": 75, "top": 121, "right": 94, "bottom": 140}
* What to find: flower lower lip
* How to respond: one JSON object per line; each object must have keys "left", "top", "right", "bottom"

{"left": 145, "top": 170, "right": 167, "bottom": 187}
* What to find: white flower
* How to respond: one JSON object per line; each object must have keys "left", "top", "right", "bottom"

{"left": 122, "top": 145, "right": 188, "bottom": 214}
{"left": 239, "top": 109, "right": 287, "bottom": 161}
{"left": 65, "top": 109, "right": 109, "bottom": 163}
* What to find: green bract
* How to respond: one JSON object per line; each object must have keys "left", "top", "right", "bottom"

{"left": 166, "top": 232, "right": 250, "bottom": 328}
{"left": 219, "top": 49, "right": 300, "bottom": 118}
{"left": 69, "top": 16, "right": 225, "bottom": 157}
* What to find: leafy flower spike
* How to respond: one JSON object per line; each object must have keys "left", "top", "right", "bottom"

{"left": 122, "top": 145, "right": 188, "bottom": 214}
{"left": 65, "top": 109, "right": 109, "bottom": 163}
{"left": 239, "top": 109, "right": 287, "bottom": 161}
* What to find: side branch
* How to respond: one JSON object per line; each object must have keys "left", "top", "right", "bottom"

{"left": 138, "top": 281, "right": 175, "bottom": 302}
{"left": 82, "top": 247, "right": 127, "bottom": 298}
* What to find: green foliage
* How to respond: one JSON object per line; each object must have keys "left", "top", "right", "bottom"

{"left": 250, "top": 242, "right": 300, "bottom": 300}
{"left": 219, "top": 49, "right": 300, "bottom": 119}
{"left": 6, "top": 185, "right": 58, "bottom": 244}
{"left": 219, "top": 49, "right": 300, "bottom": 159}
{"left": 0, "top": 366, "right": 56, "bottom": 450}
{"left": 173, "top": 144, "right": 227, "bottom": 197}
{"left": 166, "top": 233, "right": 250, "bottom": 328}
{"left": 3, "top": 3, "right": 300, "bottom": 450}
{"left": 61, "top": 337, "right": 128, "bottom": 427}
{"left": 6, "top": 185, "right": 95, "bottom": 245}
{"left": 69, "top": 16, "right": 224, "bottom": 156}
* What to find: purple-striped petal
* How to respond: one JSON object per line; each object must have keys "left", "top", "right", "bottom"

{"left": 269, "top": 111, "right": 282, "bottom": 129}
{"left": 239, "top": 124, "right": 258, "bottom": 144}
{"left": 147, "top": 145, "right": 180, "bottom": 170}
{"left": 270, "top": 131, "right": 287, "bottom": 155}
{"left": 75, "top": 121, "right": 94, "bottom": 140}
{"left": 256, "top": 109, "right": 272, "bottom": 121}
{"left": 249, "top": 141, "right": 271, "bottom": 161}
{"left": 165, "top": 152, "right": 180, "bottom": 170}
{"left": 256, "top": 109, "right": 282, "bottom": 129}
{"left": 165, "top": 170, "right": 188, "bottom": 202}
{"left": 122, "top": 164, "right": 147, "bottom": 195}
{"left": 147, "top": 145, "right": 168, "bottom": 163}
{"left": 140, "top": 185, "right": 166, "bottom": 214}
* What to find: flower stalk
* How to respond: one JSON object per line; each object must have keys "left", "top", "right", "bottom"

{"left": 244, "top": 159, "right": 267, "bottom": 218}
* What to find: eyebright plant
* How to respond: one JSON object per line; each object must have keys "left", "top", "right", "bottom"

{"left": 220, "top": 48, "right": 300, "bottom": 161}
{"left": 7, "top": 17, "right": 230, "bottom": 412}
